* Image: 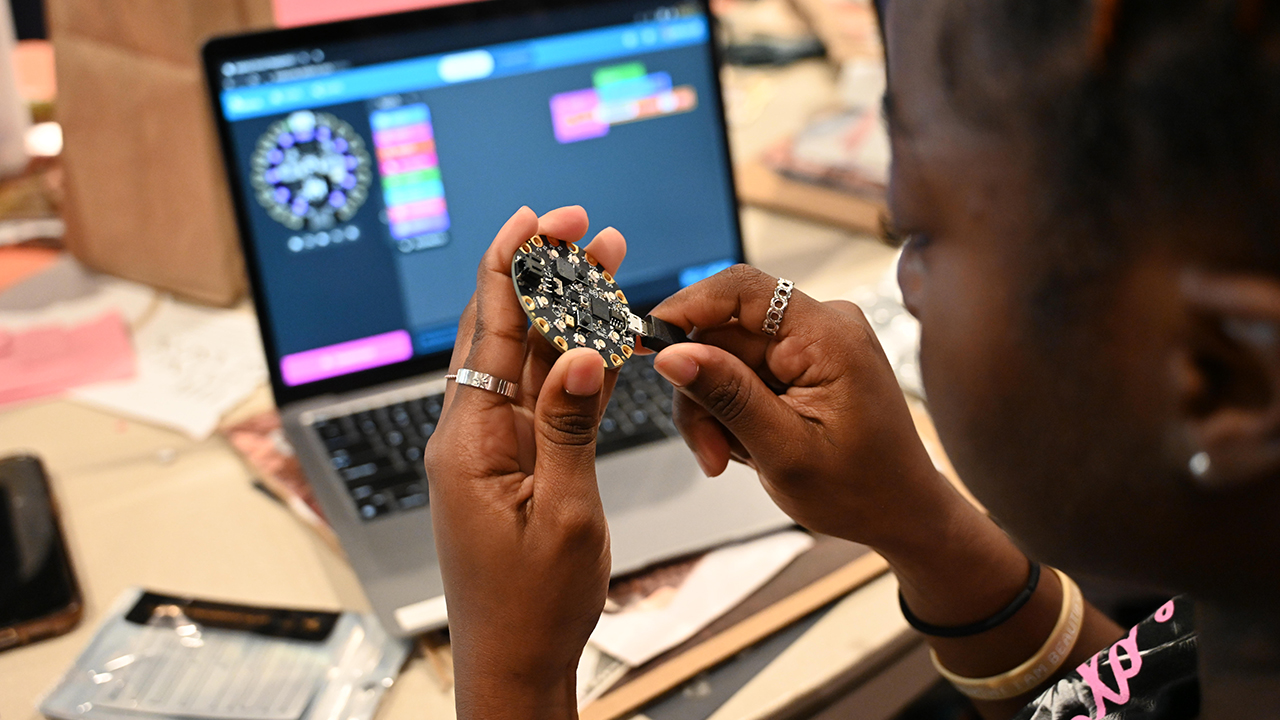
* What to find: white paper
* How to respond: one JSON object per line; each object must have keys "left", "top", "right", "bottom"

{"left": 72, "top": 299, "right": 267, "bottom": 439}
{"left": 588, "top": 530, "right": 814, "bottom": 667}
{"left": 575, "top": 643, "right": 630, "bottom": 709}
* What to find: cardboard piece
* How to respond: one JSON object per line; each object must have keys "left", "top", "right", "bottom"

{"left": 581, "top": 545, "right": 890, "bottom": 720}
{"left": 49, "top": 0, "right": 274, "bottom": 306}
{"left": 735, "top": 160, "right": 884, "bottom": 234}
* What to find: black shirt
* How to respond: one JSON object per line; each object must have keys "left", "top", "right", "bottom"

{"left": 1014, "top": 597, "right": 1199, "bottom": 720}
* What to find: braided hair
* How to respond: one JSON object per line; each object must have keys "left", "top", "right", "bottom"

{"left": 936, "top": 0, "right": 1280, "bottom": 277}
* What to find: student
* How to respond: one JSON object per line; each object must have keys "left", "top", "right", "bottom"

{"left": 423, "top": 1, "right": 1280, "bottom": 718}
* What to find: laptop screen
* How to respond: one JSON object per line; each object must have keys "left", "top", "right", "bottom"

{"left": 206, "top": 0, "right": 740, "bottom": 404}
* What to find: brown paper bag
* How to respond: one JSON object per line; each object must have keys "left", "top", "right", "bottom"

{"left": 49, "top": 0, "right": 275, "bottom": 306}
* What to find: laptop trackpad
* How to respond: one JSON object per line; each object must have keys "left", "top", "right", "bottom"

{"left": 598, "top": 439, "right": 792, "bottom": 576}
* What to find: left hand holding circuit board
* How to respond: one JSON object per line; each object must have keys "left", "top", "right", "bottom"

{"left": 425, "top": 206, "right": 627, "bottom": 720}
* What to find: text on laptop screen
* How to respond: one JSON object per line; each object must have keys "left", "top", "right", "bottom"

{"left": 215, "top": 2, "right": 738, "bottom": 388}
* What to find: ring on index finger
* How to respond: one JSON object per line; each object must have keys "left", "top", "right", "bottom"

{"left": 446, "top": 368, "right": 519, "bottom": 399}
{"left": 762, "top": 278, "right": 795, "bottom": 336}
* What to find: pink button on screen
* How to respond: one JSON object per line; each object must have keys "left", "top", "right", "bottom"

{"left": 281, "top": 330, "right": 414, "bottom": 386}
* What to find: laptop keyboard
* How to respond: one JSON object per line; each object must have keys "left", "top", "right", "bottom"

{"left": 311, "top": 395, "right": 439, "bottom": 521}
{"left": 310, "top": 355, "right": 679, "bottom": 522}
{"left": 598, "top": 356, "right": 679, "bottom": 453}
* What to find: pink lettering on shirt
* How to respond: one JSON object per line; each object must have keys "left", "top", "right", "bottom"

{"left": 1075, "top": 625, "right": 1144, "bottom": 720}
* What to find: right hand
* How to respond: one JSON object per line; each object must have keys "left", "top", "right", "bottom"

{"left": 649, "top": 264, "right": 950, "bottom": 547}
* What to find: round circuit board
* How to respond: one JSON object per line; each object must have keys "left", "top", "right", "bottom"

{"left": 511, "top": 235, "right": 638, "bottom": 368}
{"left": 250, "top": 110, "right": 372, "bottom": 232}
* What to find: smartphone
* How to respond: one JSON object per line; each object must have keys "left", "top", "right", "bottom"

{"left": 0, "top": 455, "right": 83, "bottom": 651}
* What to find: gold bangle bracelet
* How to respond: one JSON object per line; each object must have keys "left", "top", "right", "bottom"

{"left": 930, "top": 567, "right": 1085, "bottom": 702}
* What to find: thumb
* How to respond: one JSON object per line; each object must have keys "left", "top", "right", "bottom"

{"left": 533, "top": 348, "right": 607, "bottom": 492}
{"left": 654, "top": 343, "right": 802, "bottom": 462}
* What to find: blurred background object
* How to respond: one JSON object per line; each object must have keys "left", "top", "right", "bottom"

{"left": 0, "top": 1, "right": 29, "bottom": 177}
{"left": 715, "top": 0, "right": 826, "bottom": 66}
{"left": 47, "top": 0, "right": 274, "bottom": 306}
{"left": 787, "top": 0, "right": 881, "bottom": 63}
{"left": 720, "top": 0, "right": 889, "bottom": 234}
{"left": 9, "top": 0, "right": 45, "bottom": 41}
{"left": 272, "top": 0, "right": 466, "bottom": 28}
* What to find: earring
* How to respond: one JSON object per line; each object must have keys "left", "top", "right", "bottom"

{"left": 1189, "top": 451, "right": 1212, "bottom": 479}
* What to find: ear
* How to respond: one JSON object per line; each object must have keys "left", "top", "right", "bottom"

{"left": 1177, "top": 270, "right": 1280, "bottom": 491}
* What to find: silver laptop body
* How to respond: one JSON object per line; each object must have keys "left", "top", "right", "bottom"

{"left": 205, "top": 0, "right": 791, "bottom": 636}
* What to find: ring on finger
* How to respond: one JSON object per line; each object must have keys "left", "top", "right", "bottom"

{"left": 446, "top": 368, "right": 519, "bottom": 399}
{"left": 762, "top": 278, "right": 795, "bottom": 336}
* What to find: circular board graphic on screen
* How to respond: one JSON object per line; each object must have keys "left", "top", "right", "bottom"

{"left": 250, "top": 110, "right": 372, "bottom": 232}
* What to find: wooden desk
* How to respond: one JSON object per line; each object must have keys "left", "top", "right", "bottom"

{"left": 0, "top": 224, "right": 926, "bottom": 720}
{"left": 0, "top": 62, "right": 934, "bottom": 720}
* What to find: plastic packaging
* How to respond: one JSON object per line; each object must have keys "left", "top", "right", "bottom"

{"left": 40, "top": 588, "right": 411, "bottom": 720}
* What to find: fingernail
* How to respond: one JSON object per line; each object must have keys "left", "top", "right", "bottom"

{"left": 693, "top": 450, "right": 714, "bottom": 477}
{"left": 565, "top": 353, "right": 605, "bottom": 396}
{"left": 654, "top": 352, "right": 699, "bottom": 387}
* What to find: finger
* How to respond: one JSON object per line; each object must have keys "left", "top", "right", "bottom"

{"left": 582, "top": 226, "right": 627, "bottom": 277}
{"left": 522, "top": 327, "right": 622, "bottom": 413}
{"left": 678, "top": 321, "right": 801, "bottom": 391}
{"left": 454, "top": 206, "right": 540, "bottom": 410}
{"left": 824, "top": 299, "right": 863, "bottom": 318}
{"left": 532, "top": 348, "right": 608, "bottom": 500}
{"left": 449, "top": 296, "right": 478, "bottom": 377}
{"left": 521, "top": 325, "right": 558, "bottom": 410}
{"left": 654, "top": 342, "right": 810, "bottom": 464}
{"left": 671, "top": 391, "right": 734, "bottom": 476}
{"left": 539, "top": 205, "right": 591, "bottom": 243}
{"left": 650, "top": 264, "right": 813, "bottom": 339}
{"left": 689, "top": 323, "right": 770, "bottom": 373}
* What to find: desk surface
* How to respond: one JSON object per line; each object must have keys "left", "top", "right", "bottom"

{"left": 0, "top": 61, "right": 916, "bottom": 720}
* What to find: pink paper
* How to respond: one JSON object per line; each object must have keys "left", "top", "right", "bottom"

{"left": 0, "top": 312, "right": 136, "bottom": 406}
{"left": 273, "top": 0, "right": 473, "bottom": 27}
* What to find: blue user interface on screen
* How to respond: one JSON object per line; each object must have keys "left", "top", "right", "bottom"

{"left": 217, "top": 2, "right": 738, "bottom": 385}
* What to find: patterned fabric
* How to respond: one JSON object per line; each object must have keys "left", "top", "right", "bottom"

{"left": 1013, "top": 597, "right": 1199, "bottom": 720}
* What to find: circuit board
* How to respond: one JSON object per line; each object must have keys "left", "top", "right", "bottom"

{"left": 511, "top": 234, "right": 641, "bottom": 368}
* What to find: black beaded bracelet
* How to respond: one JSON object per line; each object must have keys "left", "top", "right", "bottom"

{"left": 899, "top": 561, "right": 1042, "bottom": 638}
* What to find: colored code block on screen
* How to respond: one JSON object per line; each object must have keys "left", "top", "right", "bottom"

{"left": 549, "top": 62, "right": 698, "bottom": 145}
{"left": 371, "top": 104, "right": 451, "bottom": 239}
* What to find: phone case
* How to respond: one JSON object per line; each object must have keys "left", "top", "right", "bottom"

{"left": 0, "top": 454, "right": 84, "bottom": 652}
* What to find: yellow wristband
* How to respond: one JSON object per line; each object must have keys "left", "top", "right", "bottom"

{"left": 930, "top": 567, "right": 1084, "bottom": 702}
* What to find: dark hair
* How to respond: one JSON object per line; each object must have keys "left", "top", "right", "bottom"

{"left": 940, "top": 0, "right": 1280, "bottom": 275}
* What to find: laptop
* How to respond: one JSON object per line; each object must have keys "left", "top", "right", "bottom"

{"left": 203, "top": 0, "right": 791, "bottom": 637}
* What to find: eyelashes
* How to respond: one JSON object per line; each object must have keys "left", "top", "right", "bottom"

{"left": 877, "top": 212, "right": 933, "bottom": 251}
{"left": 878, "top": 212, "right": 909, "bottom": 249}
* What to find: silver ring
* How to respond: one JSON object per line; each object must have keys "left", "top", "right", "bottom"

{"left": 446, "top": 368, "right": 519, "bottom": 399}
{"left": 762, "top": 278, "right": 795, "bottom": 336}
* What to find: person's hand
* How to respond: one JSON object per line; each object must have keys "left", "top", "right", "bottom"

{"left": 649, "top": 264, "right": 953, "bottom": 549}
{"left": 424, "top": 206, "right": 626, "bottom": 720}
